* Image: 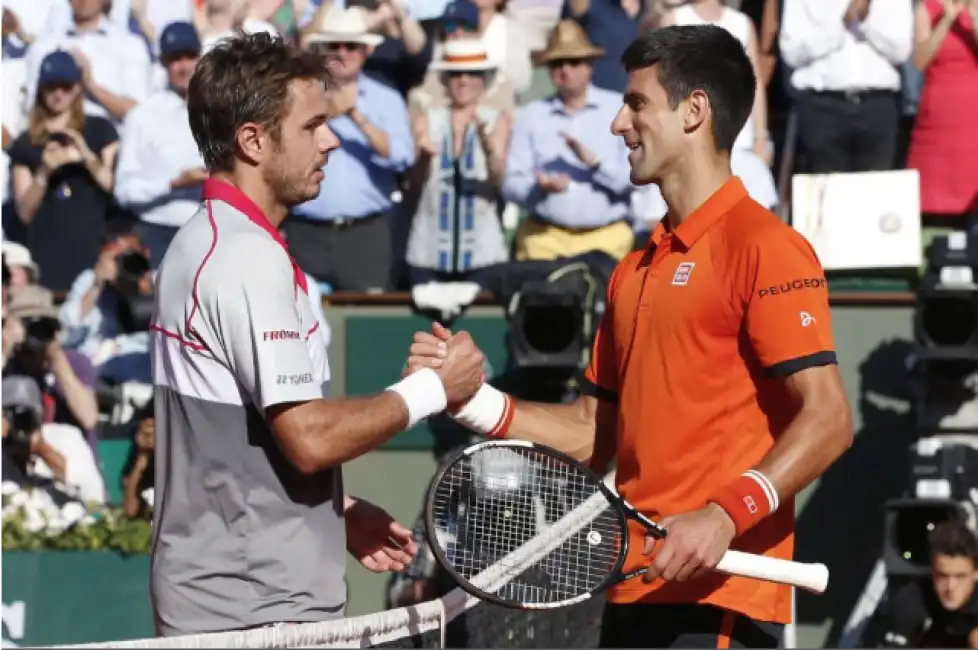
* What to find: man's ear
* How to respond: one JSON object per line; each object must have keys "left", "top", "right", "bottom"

{"left": 235, "top": 123, "right": 266, "bottom": 166}
{"left": 682, "top": 89, "right": 710, "bottom": 135}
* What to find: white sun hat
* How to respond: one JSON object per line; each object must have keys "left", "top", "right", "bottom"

{"left": 430, "top": 38, "right": 497, "bottom": 72}
{"left": 305, "top": 6, "right": 384, "bottom": 47}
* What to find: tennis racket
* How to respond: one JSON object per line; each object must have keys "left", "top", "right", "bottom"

{"left": 424, "top": 439, "right": 829, "bottom": 610}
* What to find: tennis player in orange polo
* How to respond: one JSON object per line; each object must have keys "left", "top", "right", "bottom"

{"left": 406, "top": 25, "right": 853, "bottom": 649}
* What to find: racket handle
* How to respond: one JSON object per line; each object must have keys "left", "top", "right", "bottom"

{"left": 716, "top": 550, "right": 829, "bottom": 595}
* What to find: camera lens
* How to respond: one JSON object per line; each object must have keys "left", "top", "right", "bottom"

{"left": 24, "top": 316, "right": 59, "bottom": 344}
{"left": 2, "top": 405, "right": 37, "bottom": 448}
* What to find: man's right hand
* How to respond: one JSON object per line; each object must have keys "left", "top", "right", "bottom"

{"left": 407, "top": 322, "right": 452, "bottom": 374}
{"left": 170, "top": 167, "right": 209, "bottom": 190}
{"left": 434, "top": 329, "right": 485, "bottom": 406}
{"left": 408, "top": 323, "right": 486, "bottom": 407}
{"left": 535, "top": 171, "right": 571, "bottom": 194}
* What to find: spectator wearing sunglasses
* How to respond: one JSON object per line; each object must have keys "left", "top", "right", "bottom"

{"left": 404, "top": 39, "right": 510, "bottom": 289}
{"left": 408, "top": 0, "right": 518, "bottom": 115}
{"left": 502, "top": 20, "right": 633, "bottom": 263}
{"left": 292, "top": 7, "right": 415, "bottom": 292}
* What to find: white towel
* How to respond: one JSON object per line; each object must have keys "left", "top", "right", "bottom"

{"left": 411, "top": 282, "right": 482, "bottom": 323}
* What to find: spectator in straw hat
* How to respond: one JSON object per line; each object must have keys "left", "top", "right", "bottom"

{"left": 293, "top": 6, "right": 415, "bottom": 291}
{"left": 404, "top": 39, "right": 510, "bottom": 288}
{"left": 503, "top": 19, "right": 634, "bottom": 262}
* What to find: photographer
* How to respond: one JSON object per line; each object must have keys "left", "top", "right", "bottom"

{"left": 5, "top": 285, "right": 100, "bottom": 449}
{"left": 2, "top": 375, "right": 104, "bottom": 505}
{"left": 121, "top": 399, "right": 154, "bottom": 519}
{"left": 59, "top": 219, "right": 153, "bottom": 384}
{"left": 883, "top": 521, "right": 978, "bottom": 648}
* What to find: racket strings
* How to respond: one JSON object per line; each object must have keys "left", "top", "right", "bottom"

{"left": 430, "top": 447, "right": 624, "bottom": 606}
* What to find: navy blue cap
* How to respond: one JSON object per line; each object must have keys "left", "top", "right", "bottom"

{"left": 37, "top": 51, "right": 81, "bottom": 87}
{"left": 159, "top": 21, "right": 201, "bottom": 58}
{"left": 441, "top": 0, "right": 479, "bottom": 30}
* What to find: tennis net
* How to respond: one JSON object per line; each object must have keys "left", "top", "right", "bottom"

{"left": 57, "top": 472, "right": 615, "bottom": 649}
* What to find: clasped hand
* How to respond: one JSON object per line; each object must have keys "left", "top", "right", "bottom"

{"left": 405, "top": 323, "right": 484, "bottom": 408}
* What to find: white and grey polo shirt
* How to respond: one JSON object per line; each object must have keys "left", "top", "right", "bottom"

{"left": 149, "top": 179, "right": 345, "bottom": 636}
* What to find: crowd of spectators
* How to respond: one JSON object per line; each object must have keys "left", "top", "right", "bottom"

{"left": 0, "top": 0, "right": 976, "bottom": 534}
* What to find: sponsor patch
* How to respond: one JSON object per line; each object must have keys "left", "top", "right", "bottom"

{"left": 756, "top": 277, "right": 826, "bottom": 299}
{"left": 263, "top": 329, "right": 301, "bottom": 341}
{"left": 672, "top": 262, "right": 695, "bottom": 286}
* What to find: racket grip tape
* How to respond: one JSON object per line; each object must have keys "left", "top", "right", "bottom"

{"left": 708, "top": 471, "right": 780, "bottom": 536}
{"left": 449, "top": 383, "right": 514, "bottom": 439}
{"left": 716, "top": 550, "right": 829, "bottom": 595}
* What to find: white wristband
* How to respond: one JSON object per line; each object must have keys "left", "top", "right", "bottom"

{"left": 744, "top": 469, "right": 780, "bottom": 514}
{"left": 387, "top": 368, "right": 448, "bottom": 429}
{"left": 450, "top": 383, "right": 512, "bottom": 438}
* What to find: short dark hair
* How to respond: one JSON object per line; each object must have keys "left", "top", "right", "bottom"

{"left": 930, "top": 521, "right": 978, "bottom": 564}
{"left": 621, "top": 25, "right": 755, "bottom": 153}
{"left": 187, "top": 32, "right": 332, "bottom": 172}
{"left": 100, "top": 218, "right": 138, "bottom": 247}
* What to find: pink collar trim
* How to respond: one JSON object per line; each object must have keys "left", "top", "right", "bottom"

{"left": 202, "top": 178, "right": 308, "bottom": 294}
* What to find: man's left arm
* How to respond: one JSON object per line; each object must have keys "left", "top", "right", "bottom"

{"left": 722, "top": 227, "right": 854, "bottom": 533}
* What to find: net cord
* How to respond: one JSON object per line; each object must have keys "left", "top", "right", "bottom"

{"left": 53, "top": 471, "right": 616, "bottom": 650}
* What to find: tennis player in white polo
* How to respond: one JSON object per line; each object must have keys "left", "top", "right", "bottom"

{"left": 149, "top": 33, "right": 485, "bottom": 636}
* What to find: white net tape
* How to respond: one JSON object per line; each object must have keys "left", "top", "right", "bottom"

{"left": 54, "top": 472, "right": 616, "bottom": 650}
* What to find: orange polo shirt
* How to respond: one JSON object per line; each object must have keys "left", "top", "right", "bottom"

{"left": 582, "top": 177, "right": 836, "bottom": 624}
